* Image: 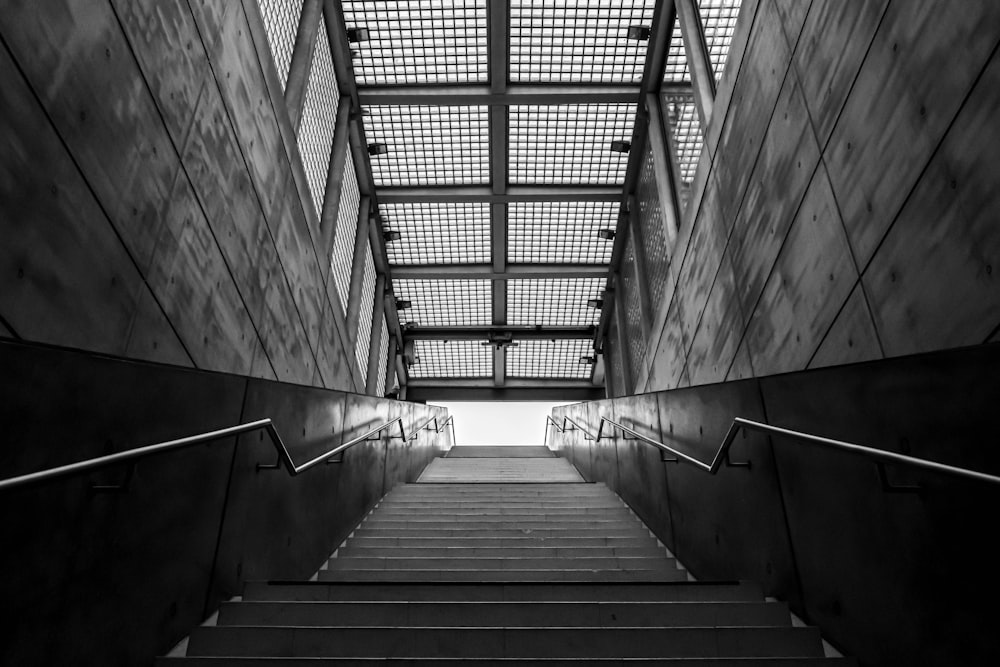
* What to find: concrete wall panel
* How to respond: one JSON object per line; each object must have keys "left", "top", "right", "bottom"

{"left": 124, "top": 284, "right": 195, "bottom": 367}
{"left": 706, "top": 0, "right": 762, "bottom": 157}
{"left": 724, "top": 335, "right": 755, "bottom": 381}
{"left": 687, "top": 250, "right": 743, "bottom": 386}
{"left": 807, "top": 283, "right": 882, "bottom": 370}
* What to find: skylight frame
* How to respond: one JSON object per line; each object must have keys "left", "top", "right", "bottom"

{"left": 508, "top": 201, "right": 618, "bottom": 264}
{"left": 507, "top": 278, "right": 607, "bottom": 327}
{"left": 382, "top": 202, "right": 491, "bottom": 265}
{"left": 409, "top": 340, "right": 493, "bottom": 378}
{"left": 507, "top": 339, "right": 595, "bottom": 379}
{"left": 393, "top": 279, "right": 492, "bottom": 327}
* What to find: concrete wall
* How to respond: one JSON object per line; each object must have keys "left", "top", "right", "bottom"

{"left": 620, "top": 0, "right": 1000, "bottom": 394}
{"left": 0, "top": 0, "right": 361, "bottom": 391}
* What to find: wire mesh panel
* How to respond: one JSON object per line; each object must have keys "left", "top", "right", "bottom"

{"left": 661, "top": 15, "right": 688, "bottom": 83}
{"left": 342, "top": 1, "right": 488, "bottom": 85}
{"left": 508, "top": 201, "right": 617, "bottom": 263}
{"left": 509, "top": 104, "right": 635, "bottom": 184}
{"left": 393, "top": 279, "right": 492, "bottom": 326}
{"left": 364, "top": 105, "right": 490, "bottom": 186}
{"left": 355, "top": 243, "right": 377, "bottom": 377}
{"left": 507, "top": 339, "right": 594, "bottom": 379}
{"left": 619, "top": 241, "right": 647, "bottom": 384}
{"left": 662, "top": 91, "right": 703, "bottom": 211}
{"left": 376, "top": 314, "right": 389, "bottom": 395}
{"left": 700, "top": 0, "right": 742, "bottom": 83}
{"left": 256, "top": 0, "right": 304, "bottom": 89}
{"left": 297, "top": 23, "right": 340, "bottom": 218}
{"left": 381, "top": 202, "right": 490, "bottom": 264}
{"left": 508, "top": 278, "right": 606, "bottom": 326}
{"left": 636, "top": 142, "right": 672, "bottom": 309}
{"left": 509, "top": 0, "right": 655, "bottom": 83}
{"left": 409, "top": 340, "right": 493, "bottom": 378}
{"left": 331, "top": 146, "right": 360, "bottom": 314}
{"left": 606, "top": 314, "right": 627, "bottom": 396}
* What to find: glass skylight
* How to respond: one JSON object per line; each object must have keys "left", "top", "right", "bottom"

{"left": 409, "top": 340, "right": 493, "bottom": 378}
{"left": 393, "top": 279, "right": 492, "bottom": 326}
{"left": 700, "top": 0, "right": 742, "bottom": 83}
{"left": 342, "top": 0, "right": 488, "bottom": 85}
{"left": 509, "top": 104, "right": 636, "bottom": 184}
{"left": 381, "top": 202, "right": 490, "bottom": 265}
{"left": 507, "top": 339, "right": 594, "bottom": 379}
{"left": 662, "top": 16, "right": 688, "bottom": 83}
{"left": 297, "top": 21, "right": 339, "bottom": 218}
{"left": 508, "top": 201, "right": 617, "bottom": 263}
{"left": 509, "top": 1, "right": 655, "bottom": 83}
{"left": 364, "top": 105, "right": 490, "bottom": 186}
{"left": 256, "top": 0, "right": 303, "bottom": 89}
{"left": 508, "top": 278, "right": 606, "bottom": 326}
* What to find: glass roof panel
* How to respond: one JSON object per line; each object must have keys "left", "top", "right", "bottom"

{"left": 381, "top": 202, "right": 491, "bottom": 265}
{"left": 508, "top": 278, "right": 606, "bottom": 326}
{"left": 342, "top": 0, "right": 488, "bottom": 85}
{"left": 509, "top": 104, "right": 636, "bottom": 185}
{"left": 662, "top": 91, "right": 703, "bottom": 211}
{"left": 409, "top": 340, "right": 493, "bottom": 378}
{"left": 364, "top": 105, "right": 490, "bottom": 186}
{"left": 508, "top": 201, "right": 617, "bottom": 263}
{"left": 256, "top": 0, "right": 303, "bottom": 89}
{"left": 393, "top": 279, "right": 492, "bottom": 326}
{"left": 662, "top": 15, "right": 688, "bottom": 83}
{"left": 700, "top": 0, "right": 742, "bottom": 84}
{"left": 297, "top": 20, "right": 339, "bottom": 218}
{"left": 507, "top": 339, "right": 594, "bottom": 379}
{"left": 509, "top": 0, "right": 655, "bottom": 84}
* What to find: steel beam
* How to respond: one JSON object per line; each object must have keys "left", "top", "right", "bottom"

{"left": 391, "top": 264, "right": 609, "bottom": 280}
{"left": 404, "top": 326, "right": 595, "bottom": 341}
{"left": 489, "top": 0, "right": 508, "bottom": 95}
{"left": 407, "top": 378, "right": 599, "bottom": 389}
{"left": 645, "top": 93, "right": 682, "bottom": 245}
{"left": 407, "top": 385, "right": 605, "bottom": 402}
{"left": 675, "top": 0, "right": 716, "bottom": 127}
{"left": 285, "top": 0, "right": 323, "bottom": 131}
{"left": 358, "top": 85, "right": 642, "bottom": 106}
{"left": 377, "top": 186, "right": 622, "bottom": 203}
{"left": 493, "top": 346, "right": 506, "bottom": 387}
{"left": 320, "top": 97, "right": 353, "bottom": 240}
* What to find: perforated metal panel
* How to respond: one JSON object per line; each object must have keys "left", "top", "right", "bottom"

{"left": 341, "top": 1, "right": 488, "bottom": 85}
{"left": 376, "top": 314, "right": 389, "bottom": 395}
{"left": 508, "top": 201, "right": 617, "bottom": 263}
{"left": 509, "top": 1, "right": 655, "bottom": 83}
{"left": 331, "top": 146, "right": 360, "bottom": 314}
{"left": 355, "top": 243, "right": 377, "bottom": 376}
{"left": 619, "top": 241, "right": 647, "bottom": 386}
{"left": 662, "top": 91, "right": 703, "bottom": 211}
{"left": 364, "top": 105, "right": 490, "bottom": 186}
{"left": 409, "top": 340, "right": 493, "bottom": 378}
{"left": 700, "top": 0, "right": 742, "bottom": 83}
{"left": 381, "top": 202, "right": 490, "bottom": 265}
{"left": 507, "top": 339, "right": 594, "bottom": 379}
{"left": 636, "top": 142, "right": 672, "bottom": 310}
{"left": 256, "top": 0, "right": 304, "bottom": 89}
{"left": 509, "top": 104, "right": 635, "bottom": 185}
{"left": 393, "top": 279, "right": 492, "bottom": 327}
{"left": 508, "top": 278, "right": 605, "bottom": 327}
{"left": 297, "top": 23, "right": 340, "bottom": 218}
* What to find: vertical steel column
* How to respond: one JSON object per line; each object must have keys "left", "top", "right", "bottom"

{"left": 489, "top": 0, "right": 508, "bottom": 388}
{"left": 675, "top": 0, "right": 716, "bottom": 128}
{"left": 345, "top": 196, "right": 371, "bottom": 354}
{"left": 365, "top": 274, "right": 386, "bottom": 394}
{"left": 285, "top": 0, "right": 323, "bottom": 132}
{"left": 645, "top": 94, "right": 682, "bottom": 243}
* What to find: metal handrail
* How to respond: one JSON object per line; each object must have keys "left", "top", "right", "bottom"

{"left": 408, "top": 414, "right": 455, "bottom": 441}
{"left": 0, "top": 416, "right": 411, "bottom": 493}
{"left": 546, "top": 415, "right": 598, "bottom": 442}
{"left": 591, "top": 415, "right": 1000, "bottom": 487}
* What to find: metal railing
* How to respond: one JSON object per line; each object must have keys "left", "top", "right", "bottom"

{"left": 0, "top": 415, "right": 425, "bottom": 493}
{"left": 549, "top": 414, "right": 1000, "bottom": 488}
{"left": 408, "top": 415, "right": 455, "bottom": 442}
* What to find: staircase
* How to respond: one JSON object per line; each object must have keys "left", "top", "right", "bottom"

{"left": 162, "top": 445, "right": 852, "bottom": 664}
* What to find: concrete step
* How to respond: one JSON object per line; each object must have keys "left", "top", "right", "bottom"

{"left": 373, "top": 506, "right": 629, "bottom": 514}
{"left": 356, "top": 521, "right": 644, "bottom": 531}
{"left": 417, "top": 459, "right": 584, "bottom": 483}
{"left": 341, "top": 536, "right": 662, "bottom": 548}
{"left": 316, "top": 569, "right": 691, "bottom": 583}
{"left": 447, "top": 446, "right": 555, "bottom": 458}
{"left": 324, "top": 557, "right": 679, "bottom": 571}
{"left": 162, "top": 658, "right": 857, "bottom": 666}
{"left": 366, "top": 512, "right": 635, "bottom": 522}
{"left": 217, "top": 600, "right": 792, "bottom": 628}
{"left": 376, "top": 503, "right": 627, "bottom": 510}
{"left": 242, "top": 581, "right": 766, "bottom": 603}
{"left": 350, "top": 528, "right": 653, "bottom": 539}
{"left": 186, "top": 626, "right": 824, "bottom": 658}
{"left": 335, "top": 546, "right": 669, "bottom": 558}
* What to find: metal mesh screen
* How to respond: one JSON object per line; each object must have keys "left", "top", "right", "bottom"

{"left": 508, "top": 278, "right": 606, "bottom": 326}
{"left": 364, "top": 105, "right": 490, "bottom": 186}
{"left": 509, "top": 1, "right": 655, "bottom": 83}
{"left": 381, "top": 202, "right": 490, "bottom": 265}
{"left": 508, "top": 201, "right": 617, "bottom": 263}
{"left": 331, "top": 146, "right": 359, "bottom": 314}
{"left": 355, "top": 243, "right": 377, "bottom": 376}
{"left": 376, "top": 314, "right": 389, "bottom": 395}
{"left": 662, "top": 91, "right": 703, "bottom": 212}
{"left": 509, "top": 104, "right": 636, "bottom": 185}
{"left": 410, "top": 340, "right": 493, "bottom": 378}
{"left": 507, "top": 339, "right": 594, "bottom": 379}
{"left": 606, "top": 314, "right": 627, "bottom": 396}
{"left": 393, "top": 279, "right": 492, "bottom": 326}
{"left": 619, "top": 241, "right": 647, "bottom": 384}
{"left": 297, "top": 23, "right": 340, "bottom": 218}
{"left": 341, "top": 1, "right": 488, "bottom": 85}
{"left": 636, "top": 142, "right": 672, "bottom": 309}
{"left": 256, "top": 0, "right": 304, "bottom": 89}
{"left": 700, "top": 0, "right": 742, "bottom": 84}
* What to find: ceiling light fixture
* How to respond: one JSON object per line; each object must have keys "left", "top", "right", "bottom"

{"left": 587, "top": 299, "right": 604, "bottom": 309}
{"left": 368, "top": 143, "right": 388, "bottom": 156}
{"left": 597, "top": 229, "right": 616, "bottom": 240}
{"left": 610, "top": 140, "right": 631, "bottom": 153}
{"left": 627, "top": 25, "right": 651, "bottom": 40}
{"left": 347, "top": 27, "right": 370, "bottom": 42}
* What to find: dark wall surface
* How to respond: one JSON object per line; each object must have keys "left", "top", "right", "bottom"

{"left": 551, "top": 342, "right": 1000, "bottom": 666}
{"left": 0, "top": 339, "right": 450, "bottom": 665}
{"left": 0, "top": 0, "right": 361, "bottom": 391}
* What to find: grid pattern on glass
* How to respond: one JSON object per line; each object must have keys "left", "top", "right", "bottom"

{"left": 381, "top": 202, "right": 490, "bottom": 265}
{"left": 509, "top": 104, "right": 635, "bottom": 184}
{"left": 376, "top": 315, "right": 389, "bottom": 396}
{"left": 663, "top": 92, "right": 703, "bottom": 211}
{"left": 509, "top": 1, "right": 655, "bottom": 83}
{"left": 409, "top": 340, "right": 493, "bottom": 378}
{"left": 508, "top": 201, "right": 617, "bottom": 263}
{"left": 355, "top": 244, "right": 377, "bottom": 376}
{"left": 297, "top": 23, "right": 340, "bottom": 218}
{"left": 331, "top": 146, "right": 360, "bottom": 314}
{"left": 700, "top": 0, "right": 742, "bottom": 84}
{"left": 393, "top": 279, "right": 491, "bottom": 326}
{"left": 364, "top": 105, "right": 490, "bottom": 186}
{"left": 507, "top": 339, "right": 594, "bottom": 379}
{"left": 508, "top": 278, "right": 606, "bottom": 326}
{"left": 256, "top": 0, "right": 304, "bottom": 88}
{"left": 342, "top": 1, "right": 488, "bottom": 85}
{"left": 637, "top": 142, "right": 672, "bottom": 308}
{"left": 662, "top": 15, "right": 688, "bottom": 82}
